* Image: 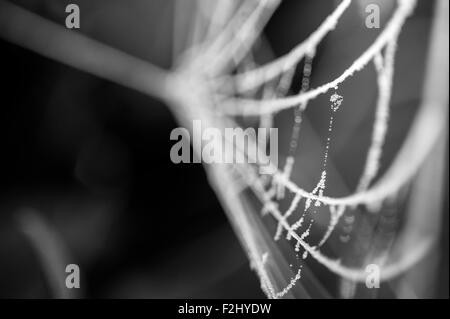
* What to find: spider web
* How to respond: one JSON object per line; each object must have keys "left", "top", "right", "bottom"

{"left": 186, "top": 0, "right": 447, "bottom": 298}
{"left": 0, "top": 0, "right": 447, "bottom": 299}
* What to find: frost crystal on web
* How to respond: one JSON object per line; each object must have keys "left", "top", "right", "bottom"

{"left": 330, "top": 93, "right": 343, "bottom": 112}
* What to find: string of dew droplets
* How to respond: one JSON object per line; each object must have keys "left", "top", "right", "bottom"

{"left": 271, "top": 54, "right": 314, "bottom": 242}
{"left": 275, "top": 53, "right": 315, "bottom": 200}
{"left": 289, "top": 87, "right": 343, "bottom": 260}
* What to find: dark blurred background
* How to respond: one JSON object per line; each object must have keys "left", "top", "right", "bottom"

{"left": 0, "top": 0, "right": 447, "bottom": 298}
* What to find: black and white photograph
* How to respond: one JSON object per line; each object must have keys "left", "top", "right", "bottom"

{"left": 0, "top": 0, "right": 448, "bottom": 306}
